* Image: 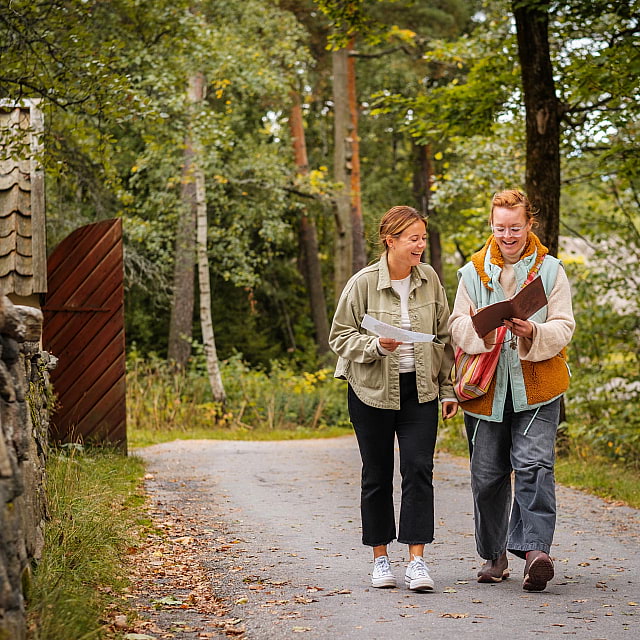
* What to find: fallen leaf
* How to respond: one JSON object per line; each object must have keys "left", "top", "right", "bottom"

{"left": 292, "top": 627, "right": 312, "bottom": 633}
{"left": 441, "top": 613, "right": 469, "bottom": 619}
{"left": 152, "top": 596, "right": 183, "bottom": 607}
{"left": 224, "top": 624, "right": 246, "bottom": 636}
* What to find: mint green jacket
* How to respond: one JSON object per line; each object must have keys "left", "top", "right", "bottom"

{"left": 329, "top": 255, "right": 455, "bottom": 409}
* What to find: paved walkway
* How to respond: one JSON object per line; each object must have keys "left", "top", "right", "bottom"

{"left": 136, "top": 436, "right": 639, "bottom": 639}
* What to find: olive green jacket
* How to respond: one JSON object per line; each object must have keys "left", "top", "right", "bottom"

{"left": 329, "top": 255, "right": 455, "bottom": 409}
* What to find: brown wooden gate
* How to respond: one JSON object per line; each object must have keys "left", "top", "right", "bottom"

{"left": 42, "top": 218, "right": 127, "bottom": 450}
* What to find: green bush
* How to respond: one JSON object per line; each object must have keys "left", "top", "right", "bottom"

{"left": 563, "top": 260, "right": 640, "bottom": 468}
{"left": 126, "top": 350, "right": 352, "bottom": 443}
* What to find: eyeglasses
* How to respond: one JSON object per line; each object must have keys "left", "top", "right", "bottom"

{"left": 491, "top": 225, "right": 526, "bottom": 237}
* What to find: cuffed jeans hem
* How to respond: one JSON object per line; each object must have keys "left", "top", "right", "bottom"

{"left": 478, "top": 550, "right": 507, "bottom": 561}
{"left": 363, "top": 538, "right": 396, "bottom": 547}
{"left": 398, "top": 538, "right": 433, "bottom": 546}
{"left": 508, "top": 543, "right": 552, "bottom": 559}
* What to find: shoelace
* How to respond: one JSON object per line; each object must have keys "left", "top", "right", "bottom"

{"left": 410, "top": 558, "right": 429, "bottom": 576}
{"left": 374, "top": 557, "right": 391, "bottom": 573}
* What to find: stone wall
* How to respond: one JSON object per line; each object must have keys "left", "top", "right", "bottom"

{"left": 0, "top": 297, "right": 53, "bottom": 640}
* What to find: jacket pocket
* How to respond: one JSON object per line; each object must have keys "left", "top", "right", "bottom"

{"left": 349, "top": 359, "right": 385, "bottom": 390}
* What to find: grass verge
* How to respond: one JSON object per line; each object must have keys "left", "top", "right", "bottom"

{"left": 437, "top": 416, "right": 640, "bottom": 509}
{"left": 26, "top": 445, "right": 146, "bottom": 640}
{"left": 129, "top": 424, "right": 353, "bottom": 448}
{"left": 555, "top": 453, "right": 640, "bottom": 509}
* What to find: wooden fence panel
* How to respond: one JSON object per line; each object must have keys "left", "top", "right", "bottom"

{"left": 42, "top": 218, "right": 126, "bottom": 450}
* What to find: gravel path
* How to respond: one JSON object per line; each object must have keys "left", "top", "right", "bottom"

{"left": 134, "top": 436, "right": 639, "bottom": 639}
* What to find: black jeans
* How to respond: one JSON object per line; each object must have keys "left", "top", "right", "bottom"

{"left": 348, "top": 372, "right": 439, "bottom": 547}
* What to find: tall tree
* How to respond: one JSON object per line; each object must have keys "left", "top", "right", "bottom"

{"left": 513, "top": 0, "right": 561, "bottom": 256}
{"left": 289, "top": 92, "right": 330, "bottom": 354}
{"left": 347, "top": 37, "right": 367, "bottom": 272}
{"left": 412, "top": 143, "right": 443, "bottom": 280}
{"left": 332, "top": 46, "right": 354, "bottom": 299}
{"left": 168, "top": 129, "right": 197, "bottom": 366}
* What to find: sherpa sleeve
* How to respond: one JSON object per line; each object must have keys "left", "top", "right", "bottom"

{"left": 518, "top": 265, "right": 575, "bottom": 361}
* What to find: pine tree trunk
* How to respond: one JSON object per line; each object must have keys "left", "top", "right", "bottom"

{"left": 347, "top": 38, "right": 366, "bottom": 272}
{"left": 167, "top": 132, "right": 196, "bottom": 367}
{"left": 332, "top": 47, "right": 353, "bottom": 301}
{"left": 412, "top": 143, "right": 444, "bottom": 281}
{"left": 513, "top": 1, "right": 561, "bottom": 256}
{"left": 289, "top": 94, "right": 330, "bottom": 354}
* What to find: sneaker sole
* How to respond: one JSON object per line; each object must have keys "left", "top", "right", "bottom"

{"left": 404, "top": 577, "right": 434, "bottom": 591}
{"left": 372, "top": 577, "right": 397, "bottom": 588}
{"left": 523, "top": 557, "right": 554, "bottom": 592}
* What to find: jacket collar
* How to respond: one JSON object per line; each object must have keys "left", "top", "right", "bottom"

{"left": 471, "top": 232, "right": 548, "bottom": 291}
{"left": 377, "top": 253, "right": 429, "bottom": 291}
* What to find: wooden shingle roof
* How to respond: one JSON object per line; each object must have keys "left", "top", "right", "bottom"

{"left": 0, "top": 101, "right": 47, "bottom": 296}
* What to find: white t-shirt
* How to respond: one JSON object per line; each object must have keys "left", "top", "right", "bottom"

{"left": 391, "top": 275, "right": 415, "bottom": 373}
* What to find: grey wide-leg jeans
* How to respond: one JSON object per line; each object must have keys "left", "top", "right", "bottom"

{"left": 464, "top": 393, "right": 561, "bottom": 560}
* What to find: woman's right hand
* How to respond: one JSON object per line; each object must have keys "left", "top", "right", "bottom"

{"left": 379, "top": 337, "right": 402, "bottom": 352}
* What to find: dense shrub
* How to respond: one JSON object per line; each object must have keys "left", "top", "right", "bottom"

{"left": 126, "top": 350, "right": 351, "bottom": 437}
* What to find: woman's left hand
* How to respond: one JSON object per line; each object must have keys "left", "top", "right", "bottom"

{"left": 441, "top": 401, "right": 458, "bottom": 420}
{"left": 504, "top": 317, "right": 533, "bottom": 339}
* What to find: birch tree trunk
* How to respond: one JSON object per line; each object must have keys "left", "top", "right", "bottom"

{"left": 176, "top": 73, "right": 226, "bottom": 402}
{"left": 332, "top": 46, "right": 353, "bottom": 301}
{"left": 513, "top": 0, "right": 561, "bottom": 256}
{"left": 289, "top": 93, "right": 330, "bottom": 354}
{"left": 195, "top": 155, "right": 226, "bottom": 403}
{"left": 347, "top": 38, "right": 366, "bottom": 272}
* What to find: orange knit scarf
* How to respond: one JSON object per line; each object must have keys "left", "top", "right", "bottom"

{"left": 470, "top": 232, "right": 549, "bottom": 291}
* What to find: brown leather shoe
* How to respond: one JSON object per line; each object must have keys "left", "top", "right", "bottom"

{"left": 523, "top": 551, "right": 554, "bottom": 591}
{"left": 477, "top": 552, "right": 510, "bottom": 583}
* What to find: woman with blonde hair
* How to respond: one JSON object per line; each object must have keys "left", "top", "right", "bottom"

{"left": 449, "top": 189, "right": 575, "bottom": 592}
{"left": 330, "top": 205, "right": 458, "bottom": 591}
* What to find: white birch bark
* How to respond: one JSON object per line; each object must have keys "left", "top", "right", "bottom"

{"left": 194, "top": 159, "right": 226, "bottom": 403}
{"left": 186, "top": 71, "right": 225, "bottom": 402}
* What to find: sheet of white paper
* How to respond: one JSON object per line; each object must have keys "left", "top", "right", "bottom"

{"left": 361, "top": 314, "right": 435, "bottom": 343}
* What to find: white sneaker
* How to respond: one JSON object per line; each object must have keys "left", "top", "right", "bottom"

{"left": 371, "top": 555, "right": 397, "bottom": 588}
{"left": 405, "top": 556, "right": 434, "bottom": 591}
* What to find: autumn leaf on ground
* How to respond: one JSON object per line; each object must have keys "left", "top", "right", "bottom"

{"left": 152, "top": 596, "right": 183, "bottom": 607}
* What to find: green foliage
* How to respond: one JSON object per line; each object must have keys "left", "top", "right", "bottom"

{"left": 26, "top": 446, "right": 145, "bottom": 640}
{"left": 126, "top": 351, "right": 351, "bottom": 447}
{"left": 563, "top": 262, "right": 640, "bottom": 466}
{"left": 4, "top": 0, "right": 638, "bottom": 469}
